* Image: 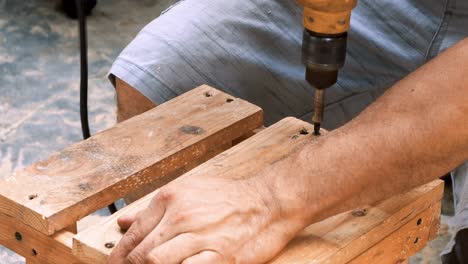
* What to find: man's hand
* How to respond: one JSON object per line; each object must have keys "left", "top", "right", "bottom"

{"left": 108, "top": 173, "right": 304, "bottom": 264}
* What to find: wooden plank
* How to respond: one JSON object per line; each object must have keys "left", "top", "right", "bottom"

{"left": 349, "top": 202, "right": 441, "bottom": 264}
{"left": 73, "top": 194, "right": 154, "bottom": 264}
{"left": 124, "top": 141, "right": 232, "bottom": 204}
{"left": 0, "top": 212, "right": 81, "bottom": 264}
{"left": 72, "top": 117, "right": 443, "bottom": 264}
{"left": 0, "top": 85, "right": 263, "bottom": 235}
{"left": 73, "top": 117, "right": 320, "bottom": 263}
{"left": 269, "top": 180, "right": 443, "bottom": 264}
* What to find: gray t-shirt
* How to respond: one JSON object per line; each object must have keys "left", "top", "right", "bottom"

{"left": 109, "top": 0, "right": 468, "bottom": 262}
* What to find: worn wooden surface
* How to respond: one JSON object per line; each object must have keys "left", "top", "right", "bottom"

{"left": 269, "top": 180, "right": 443, "bottom": 264}
{"left": 124, "top": 141, "right": 232, "bottom": 204}
{"left": 0, "top": 86, "right": 263, "bottom": 235}
{"left": 73, "top": 194, "right": 152, "bottom": 263}
{"left": 0, "top": 212, "right": 80, "bottom": 264}
{"left": 72, "top": 117, "right": 443, "bottom": 264}
{"left": 73, "top": 117, "right": 320, "bottom": 263}
{"left": 349, "top": 203, "right": 441, "bottom": 264}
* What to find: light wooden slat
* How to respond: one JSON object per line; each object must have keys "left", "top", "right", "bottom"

{"left": 269, "top": 180, "right": 443, "bottom": 264}
{"left": 124, "top": 141, "right": 232, "bottom": 204}
{"left": 73, "top": 117, "right": 320, "bottom": 263}
{"left": 73, "top": 194, "right": 154, "bottom": 263}
{"left": 0, "top": 212, "right": 81, "bottom": 264}
{"left": 73, "top": 180, "right": 443, "bottom": 264}
{"left": 0, "top": 85, "right": 263, "bottom": 235}
{"left": 349, "top": 202, "right": 441, "bottom": 264}
{"left": 72, "top": 117, "right": 443, "bottom": 264}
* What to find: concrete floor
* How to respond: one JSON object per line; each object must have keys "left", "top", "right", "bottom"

{"left": 0, "top": 0, "right": 454, "bottom": 263}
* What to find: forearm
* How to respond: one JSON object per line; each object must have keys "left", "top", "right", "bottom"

{"left": 268, "top": 38, "right": 468, "bottom": 225}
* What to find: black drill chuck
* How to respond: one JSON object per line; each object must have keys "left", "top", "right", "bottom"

{"left": 302, "top": 30, "right": 348, "bottom": 135}
{"left": 302, "top": 30, "right": 348, "bottom": 89}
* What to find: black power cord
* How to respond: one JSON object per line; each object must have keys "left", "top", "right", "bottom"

{"left": 64, "top": 0, "right": 96, "bottom": 19}
{"left": 76, "top": 0, "right": 118, "bottom": 215}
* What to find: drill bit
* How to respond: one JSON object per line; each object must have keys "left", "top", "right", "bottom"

{"left": 312, "top": 88, "right": 324, "bottom": 135}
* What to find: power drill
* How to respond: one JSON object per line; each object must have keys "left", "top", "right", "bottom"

{"left": 298, "top": 0, "right": 358, "bottom": 135}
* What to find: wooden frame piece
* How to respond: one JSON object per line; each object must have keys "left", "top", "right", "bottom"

{"left": 0, "top": 212, "right": 80, "bottom": 264}
{"left": 72, "top": 118, "right": 443, "bottom": 264}
{"left": 349, "top": 203, "right": 441, "bottom": 264}
{"left": 0, "top": 85, "right": 263, "bottom": 235}
{"left": 0, "top": 86, "right": 443, "bottom": 263}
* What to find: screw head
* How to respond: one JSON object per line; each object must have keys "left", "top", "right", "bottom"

{"left": 338, "top": 19, "right": 346, "bottom": 25}
{"left": 308, "top": 16, "right": 314, "bottom": 23}
{"left": 105, "top": 242, "right": 115, "bottom": 249}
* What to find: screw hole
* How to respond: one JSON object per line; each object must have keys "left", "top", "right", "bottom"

{"left": 417, "top": 218, "right": 422, "bottom": 226}
{"left": 299, "top": 128, "right": 309, "bottom": 135}
{"left": 352, "top": 209, "right": 367, "bottom": 217}
{"left": 204, "top": 92, "right": 212, "bottom": 97}
{"left": 32, "top": 249, "right": 38, "bottom": 256}
{"left": 15, "top": 232, "right": 22, "bottom": 241}
{"left": 414, "top": 237, "right": 419, "bottom": 244}
{"left": 226, "top": 98, "right": 234, "bottom": 103}
{"left": 28, "top": 194, "right": 38, "bottom": 200}
{"left": 105, "top": 242, "right": 115, "bottom": 249}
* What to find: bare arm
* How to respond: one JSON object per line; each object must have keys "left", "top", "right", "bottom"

{"left": 109, "top": 39, "right": 468, "bottom": 264}
{"left": 270, "top": 38, "right": 468, "bottom": 225}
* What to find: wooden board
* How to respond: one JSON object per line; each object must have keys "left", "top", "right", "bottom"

{"left": 0, "top": 212, "right": 81, "bottom": 264}
{"left": 124, "top": 141, "right": 232, "bottom": 204}
{"left": 269, "top": 180, "right": 443, "bottom": 264}
{"left": 349, "top": 202, "right": 441, "bottom": 264}
{"left": 0, "top": 85, "right": 263, "bottom": 235}
{"left": 73, "top": 117, "right": 320, "bottom": 263}
{"left": 72, "top": 117, "right": 443, "bottom": 264}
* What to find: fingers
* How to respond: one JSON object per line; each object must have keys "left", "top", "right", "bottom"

{"left": 108, "top": 199, "right": 165, "bottom": 264}
{"left": 124, "top": 214, "right": 179, "bottom": 263}
{"left": 182, "top": 251, "right": 224, "bottom": 264}
{"left": 145, "top": 233, "right": 205, "bottom": 264}
{"left": 118, "top": 212, "right": 137, "bottom": 231}
{"left": 125, "top": 191, "right": 204, "bottom": 263}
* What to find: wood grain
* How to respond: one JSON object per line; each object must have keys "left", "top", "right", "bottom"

{"left": 72, "top": 117, "right": 442, "bottom": 264}
{"left": 0, "top": 212, "right": 81, "bottom": 264}
{"left": 73, "top": 117, "right": 320, "bottom": 263}
{"left": 124, "top": 141, "right": 232, "bottom": 204}
{"left": 349, "top": 202, "right": 441, "bottom": 264}
{"left": 269, "top": 180, "right": 443, "bottom": 264}
{"left": 0, "top": 85, "right": 263, "bottom": 235}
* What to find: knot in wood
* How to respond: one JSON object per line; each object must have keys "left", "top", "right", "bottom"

{"left": 79, "top": 183, "right": 91, "bottom": 191}
{"left": 180, "top": 125, "right": 205, "bottom": 135}
{"left": 351, "top": 209, "right": 367, "bottom": 217}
